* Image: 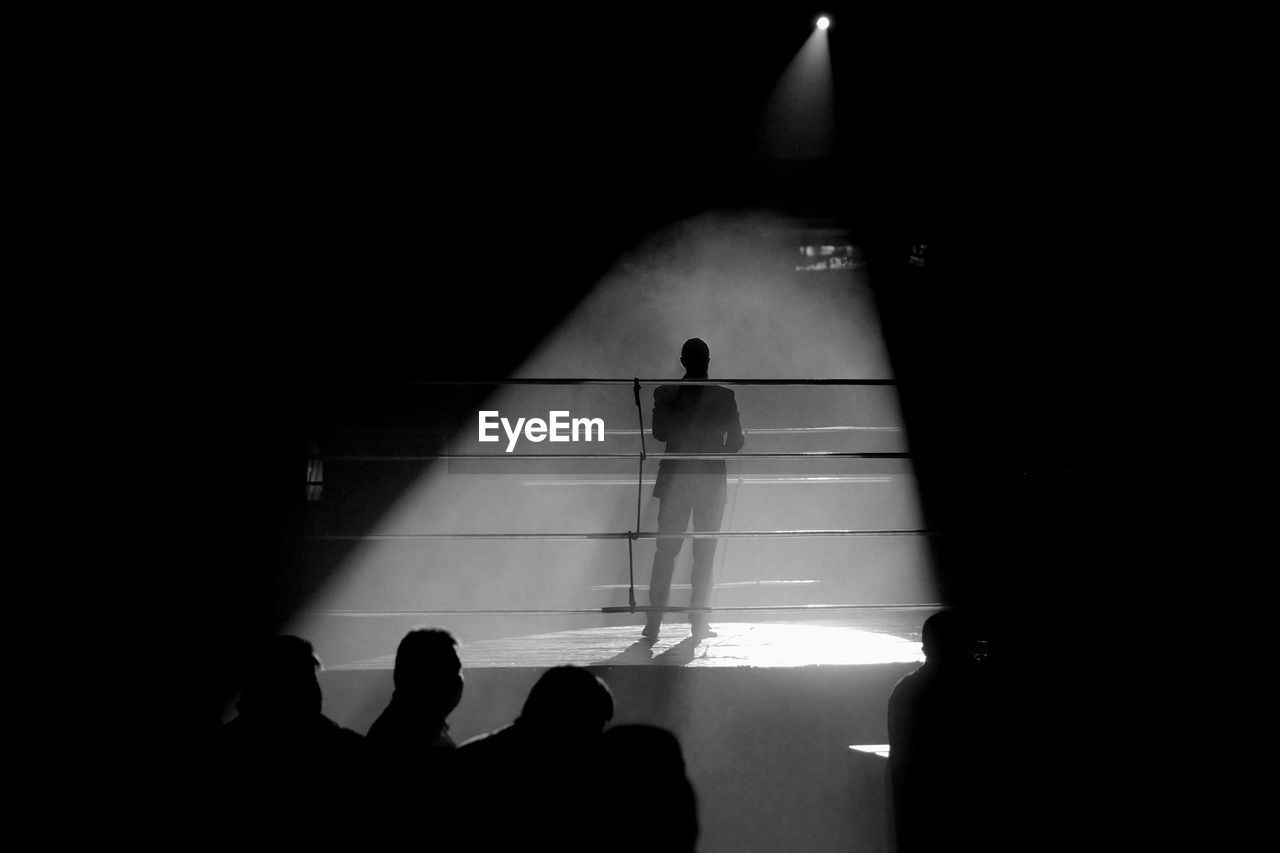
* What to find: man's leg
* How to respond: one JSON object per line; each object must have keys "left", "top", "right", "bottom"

{"left": 646, "top": 481, "right": 693, "bottom": 638}
{"left": 689, "top": 477, "right": 727, "bottom": 637}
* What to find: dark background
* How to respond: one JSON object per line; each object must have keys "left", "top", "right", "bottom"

{"left": 95, "top": 6, "right": 1173, "bottom": 842}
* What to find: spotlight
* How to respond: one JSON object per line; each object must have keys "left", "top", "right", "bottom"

{"left": 816, "top": 15, "right": 831, "bottom": 30}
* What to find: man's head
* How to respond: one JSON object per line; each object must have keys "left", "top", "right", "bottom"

{"left": 920, "top": 610, "right": 977, "bottom": 665}
{"left": 680, "top": 338, "right": 710, "bottom": 377}
{"left": 393, "top": 628, "right": 464, "bottom": 718}
{"left": 519, "top": 665, "right": 614, "bottom": 739}
{"left": 237, "top": 635, "right": 323, "bottom": 720}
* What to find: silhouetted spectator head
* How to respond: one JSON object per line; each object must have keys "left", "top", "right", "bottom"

{"left": 236, "top": 635, "right": 322, "bottom": 720}
{"left": 680, "top": 337, "right": 710, "bottom": 376}
{"left": 392, "top": 628, "right": 463, "bottom": 718}
{"left": 921, "top": 610, "right": 977, "bottom": 665}
{"left": 602, "top": 724, "right": 688, "bottom": 781}
{"left": 601, "top": 725, "right": 698, "bottom": 850}
{"left": 519, "top": 666, "right": 613, "bottom": 738}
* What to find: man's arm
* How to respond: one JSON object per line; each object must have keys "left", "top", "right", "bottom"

{"left": 650, "top": 386, "right": 670, "bottom": 443}
{"left": 724, "top": 393, "right": 744, "bottom": 453}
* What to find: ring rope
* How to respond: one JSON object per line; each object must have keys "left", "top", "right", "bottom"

{"left": 315, "top": 452, "right": 911, "bottom": 461}
{"left": 305, "top": 529, "right": 936, "bottom": 541}
{"left": 392, "top": 378, "right": 896, "bottom": 386}
{"left": 313, "top": 603, "right": 943, "bottom": 616}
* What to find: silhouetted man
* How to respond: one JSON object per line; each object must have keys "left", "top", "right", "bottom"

{"left": 597, "top": 725, "right": 699, "bottom": 852}
{"left": 454, "top": 666, "right": 614, "bottom": 851}
{"left": 367, "top": 628, "right": 463, "bottom": 758}
{"left": 221, "top": 635, "right": 363, "bottom": 762}
{"left": 218, "top": 636, "right": 364, "bottom": 841}
{"left": 887, "top": 610, "right": 992, "bottom": 852}
{"left": 364, "top": 628, "right": 463, "bottom": 841}
{"left": 645, "top": 337, "right": 744, "bottom": 640}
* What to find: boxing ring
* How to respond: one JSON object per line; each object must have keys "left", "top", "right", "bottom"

{"left": 298, "top": 377, "right": 941, "bottom": 671}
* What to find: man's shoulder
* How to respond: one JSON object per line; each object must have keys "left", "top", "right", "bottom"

{"left": 458, "top": 722, "right": 515, "bottom": 752}
{"left": 365, "top": 704, "right": 395, "bottom": 740}
{"left": 654, "top": 383, "right": 735, "bottom": 398}
{"left": 320, "top": 714, "right": 365, "bottom": 743}
{"left": 699, "top": 384, "right": 738, "bottom": 409}
{"left": 889, "top": 665, "right": 927, "bottom": 699}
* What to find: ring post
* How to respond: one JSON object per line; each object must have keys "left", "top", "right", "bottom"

{"left": 627, "top": 531, "right": 637, "bottom": 611}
